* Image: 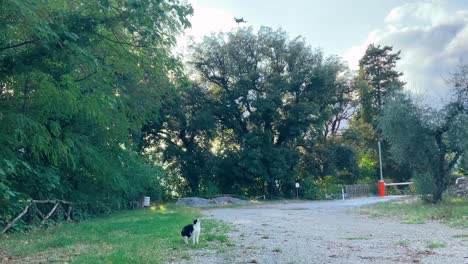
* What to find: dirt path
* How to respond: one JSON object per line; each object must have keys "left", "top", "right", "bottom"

{"left": 174, "top": 197, "right": 468, "bottom": 264}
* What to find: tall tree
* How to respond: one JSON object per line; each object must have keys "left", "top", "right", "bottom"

{"left": 378, "top": 67, "right": 468, "bottom": 203}
{"left": 355, "top": 44, "right": 411, "bottom": 183}
{"left": 0, "top": 0, "right": 192, "bottom": 220}
{"left": 139, "top": 82, "right": 217, "bottom": 196}
{"left": 450, "top": 63, "right": 468, "bottom": 176}
{"left": 324, "top": 72, "right": 358, "bottom": 138}
{"left": 359, "top": 44, "right": 405, "bottom": 119}
{"left": 188, "top": 27, "right": 348, "bottom": 197}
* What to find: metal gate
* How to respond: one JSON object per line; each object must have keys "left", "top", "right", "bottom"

{"left": 345, "top": 184, "right": 372, "bottom": 198}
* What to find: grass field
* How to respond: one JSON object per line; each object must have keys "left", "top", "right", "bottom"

{"left": 359, "top": 197, "right": 468, "bottom": 228}
{"left": 0, "top": 206, "right": 231, "bottom": 263}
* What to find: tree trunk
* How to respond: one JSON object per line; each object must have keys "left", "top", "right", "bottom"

{"left": 433, "top": 134, "right": 447, "bottom": 203}
{"left": 22, "top": 79, "right": 31, "bottom": 113}
{"left": 433, "top": 183, "right": 444, "bottom": 204}
{"left": 269, "top": 177, "right": 276, "bottom": 198}
{"left": 186, "top": 169, "right": 200, "bottom": 196}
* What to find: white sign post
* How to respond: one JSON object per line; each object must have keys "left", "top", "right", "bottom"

{"left": 295, "top": 182, "right": 300, "bottom": 199}
{"left": 143, "top": 196, "right": 150, "bottom": 207}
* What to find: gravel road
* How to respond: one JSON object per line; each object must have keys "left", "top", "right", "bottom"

{"left": 174, "top": 197, "right": 468, "bottom": 264}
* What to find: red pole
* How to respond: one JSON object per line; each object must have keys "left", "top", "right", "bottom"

{"left": 377, "top": 141, "right": 385, "bottom": 197}
{"left": 378, "top": 180, "right": 385, "bottom": 197}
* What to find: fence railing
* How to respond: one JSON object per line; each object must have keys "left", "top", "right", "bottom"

{"left": 1, "top": 199, "right": 78, "bottom": 234}
{"left": 345, "top": 184, "right": 372, "bottom": 198}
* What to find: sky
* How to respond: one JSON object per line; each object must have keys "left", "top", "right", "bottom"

{"left": 179, "top": 0, "right": 468, "bottom": 104}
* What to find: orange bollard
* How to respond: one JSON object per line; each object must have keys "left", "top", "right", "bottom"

{"left": 378, "top": 180, "right": 385, "bottom": 197}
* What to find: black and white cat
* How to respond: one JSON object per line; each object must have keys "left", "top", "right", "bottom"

{"left": 181, "top": 218, "right": 201, "bottom": 244}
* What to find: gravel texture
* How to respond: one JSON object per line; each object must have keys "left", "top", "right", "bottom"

{"left": 172, "top": 197, "right": 468, "bottom": 264}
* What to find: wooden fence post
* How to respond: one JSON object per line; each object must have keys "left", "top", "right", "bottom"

{"left": 1, "top": 205, "right": 30, "bottom": 234}
{"left": 66, "top": 205, "right": 73, "bottom": 222}
{"left": 2, "top": 200, "right": 81, "bottom": 234}
{"left": 41, "top": 202, "right": 59, "bottom": 225}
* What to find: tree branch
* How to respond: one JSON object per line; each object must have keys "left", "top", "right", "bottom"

{"left": 447, "top": 151, "right": 462, "bottom": 172}
{"left": 93, "top": 32, "right": 146, "bottom": 48}
{"left": 0, "top": 40, "right": 35, "bottom": 51}
{"left": 74, "top": 68, "right": 98, "bottom": 82}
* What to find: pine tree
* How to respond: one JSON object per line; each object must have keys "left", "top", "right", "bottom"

{"left": 358, "top": 44, "right": 405, "bottom": 120}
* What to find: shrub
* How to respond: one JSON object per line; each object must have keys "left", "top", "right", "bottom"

{"left": 413, "top": 172, "right": 436, "bottom": 202}
{"left": 302, "top": 176, "right": 342, "bottom": 200}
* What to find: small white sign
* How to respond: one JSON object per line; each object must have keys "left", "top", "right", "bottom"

{"left": 295, "top": 182, "right": 300, "bottom": 188}
{"left": 143, "top": 196, "right": 150, "bottom": 207}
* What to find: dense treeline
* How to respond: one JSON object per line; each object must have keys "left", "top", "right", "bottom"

{"left": 148, "top": 29, "right": 467, "bottom": 202}
{"left": 145, "top": 30, "right": 410, "bottom": 199}
{"left": 1, "top": 0, "right": 467, "bottom": 227}
{"left": 0, "top": 0, "right": 192, "bottom": 218}
{"left": 148, "top": 28, "right": 362, "bottom": 198}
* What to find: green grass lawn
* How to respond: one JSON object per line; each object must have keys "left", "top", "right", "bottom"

{"left": 359, "top": 197, "right": 468, "bottom": 228}
{"left": 0, "top": 206, "right": 231, "bottom": 263}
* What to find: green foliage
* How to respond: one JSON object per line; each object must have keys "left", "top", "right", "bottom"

{"left": 358, "top": 154, "right": 377, "bottom": 182}
{"left": 10, "top": 0, "right": 467, "bottom": 219}
{"left": 302, "top": 176, "right": 342, "bottom": 200}
{"left": 379, "top": 90, "right": 467, "bottom": 203}
{"left": 355, "top": 69, "right": 374, "bottom": 123}
{"left": 140, "top": 83, "right": 218, "bottom": 196}
{"left": 146, "top": 27, "right": 354, "bottom": 198}
{"left": 358, "top": 44, "right": 405, "bottom": 118}
{"left": 341, "top": 118, "right": 380, "bottom": 183}
{"left": 0, "top": 207, "right": 232, "bottom": 263}
{"left": 353, "top": 44, "right": 410, "bottom": 184}
{"left": 302, "top": 177, "right": 323, "bottom": 200}
{"left": 330, "top": 144, "right": 360, "bottom": 184}
{"left": 413, "top": 172, "right": 436, "bottom": 201}
{"left": 0, "top": 0, "right": 193, "bottom": 220}
{"left": 199, "top": 180, "right": 221, "bottom": 199}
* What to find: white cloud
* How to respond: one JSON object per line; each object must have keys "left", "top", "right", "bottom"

{"left": 384, "top": 2, "right": 448, "bottom": 27}
{"left": 344, "top": 1, "right": 468, "bottom": 103}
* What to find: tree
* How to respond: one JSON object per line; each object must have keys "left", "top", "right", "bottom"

{"left": 0, "top": 0, "right": 193, "bottom": 220}
{"left": 324, "top": 72, "right": 358, "bottom": 138}
{"left": 342, "top": 117, "right": 378, "bottom": 182}
{"left": 379, "top": 80, "right": 467, "bottom": 203}
{"left": 450, "top": 63, "right": 468, "bottom": 177}
{"left": 359, "top": 44, "right": 405, "bottom": 119}
{"left": 355, "top": 44, "right": 411, "bottom": 184}
{"left": 140, "top": 82, "right": 218, "bottom": 196}
{"left": 188, "top": 27, "right": 348, "bottom": 197}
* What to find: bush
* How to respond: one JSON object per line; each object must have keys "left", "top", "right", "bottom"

{"left": 413, "top": 172, "right": 436, "bottom": 202}
{"left": 358, "top": 154, "right": 377, "bottom": 181}
{"left": 199, "top": 180, "right": 221, "bottom": 199}
{"left": 302, "top": 176, "right": 342, "bottom": 200}
{"left": 302, "top": 178, "right": 323, "bottom": 200}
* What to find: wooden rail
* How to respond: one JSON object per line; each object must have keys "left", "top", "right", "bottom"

{"left": 1, "top": 200, "right": 78, "bottom": 234}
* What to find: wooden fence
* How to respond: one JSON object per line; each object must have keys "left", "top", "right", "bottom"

{"left": 345, "top": 184, "right": 372, "bottom": 198}
{"left": 1, "top": 199, "right": 78, "bottom": 234}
